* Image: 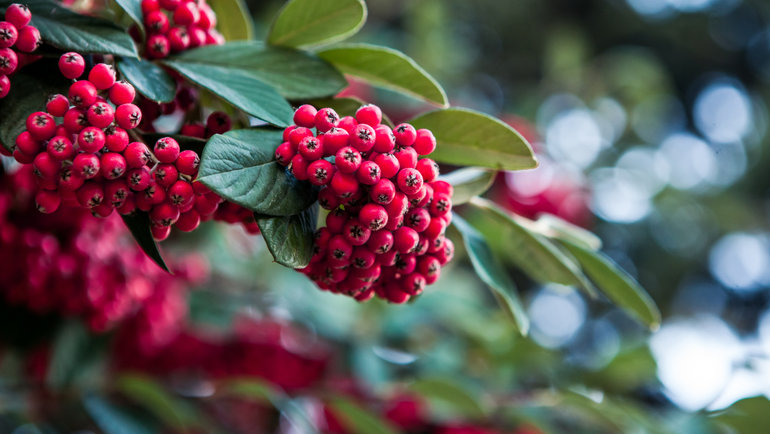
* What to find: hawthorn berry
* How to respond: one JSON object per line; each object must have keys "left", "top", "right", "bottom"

{"left": 109, "top": 81, "right": 136, "bottom": 105}
{"left": 15, "top": 25, "right": 40, "bottom": 52}
{"left": 124, "top": 142, "right": 153, "bottom": 167}
{"left": 47, "top": 136, "right": 75, "bottom": 161}
{"left": 116, "top": 104, "right": 143, "bottom": 130}
{"left": 0, "top": 21, "right": 18, "bottom": 49}
{"left": 5, "top": 4, "right": 31, "bottom": 28}
{"left": 154, "top": 137, "right": 180, "bottom": 163}
{"left": 88, "top": 63, "right": 116, "bottom": 90}
{"left": 101, "top": 153, "right": 127, "bottom": 180}
{"left": 78, "top": 127, "right": 106, "bottom": 153}
{"left": 293, "top": 104, "right": 317, "bottom": 128}
{"left": 0, "top": 75, "right": 9, "bottom": 98}
{"left": 69, "top": 80, "right": 98, "bottom": 108}
{"left": 355, "top": 104, "right": 382, "bottom": 127}
{"left": 175, "top": 150, "right": 200, "bottom": 176}
{"left": 315, "top": 107, "right": 339, "bottom": 132}
{"left": 26, "top": 111, "right": 55, "bottom": 140}
{"left": 46, "top": 94, "right": 69, "bottom": 117}
{"left": 0, "top": 47, "right": 18, "bottom": 75}
{"left": 87, "top": 101, "right": 116, "bottom": 129}
{"left": 307, "top": 159, "right": 334, "bottom": 186}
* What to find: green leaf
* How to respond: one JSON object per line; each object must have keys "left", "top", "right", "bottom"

{"left": 560, "top": 240, "right": 660, "bottom": 329}
{"left": 533, "top": 214, "right": 602, "bottom": 251}
{"left": 117, "top": 58, "right": 176, "bottom": 103}
{"left": 257, "top": 203, "right": 318, "bottom": 268}
{"left": 452, "top": 214, "right": 529, "bottom": 335}
{"left": 267, "top": 0, "right": 366, "bottom": 49}
{"left": 197, "top": 128, "right": 317, "bottom": 216}
{"left": 714, "top": 396, "right": 770, "bottom": 434}
{"left": 47, "top": 320, "right": 107, "bottom": 389}
{"left": 83, "top": 395, "right": 156, "bottom": 434}
{"left": 25, "top": 0, "right": 138, "bottom": 57}
{"left": 171, "top": 41, "right": 346, "bottom": 100}
{"left": 409, "top": 108, "right": 537, "bottom": 171}
{"left": 328, "top": 397, "right": 399, "bottom": 434}
{"left": 222, "top": 378, "right": 276, "bottom": 404}
{"left": 114, "top": 0, "right": 144, "bottom": 34}
{"left": 163, "top": 60, "right": 293, "bottom": 127}
{"left": 439, "top": 167, "right": 496, "bottom": 205}
{"left": 469, "top": 197, "right": 597, "bottom": 297}
{"left": 207, "top": 0, "right": 254, "bottom": 41}
{"left": 407, "top": 377, "right": 487, "bottom": 420}
{"left": 317, "top": 43, "right": 448, "bottom": 106}
{"left": 121, "top": 212, "right": 169, "bottom": 272}
{"left": 0, "top": 62, "right": 70, "bottom": 150}
{"left": 116, "top": 374, "right": 198, "bottom": 431}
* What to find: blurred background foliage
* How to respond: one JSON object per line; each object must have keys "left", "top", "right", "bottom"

{"left": 4, "top": 0, "right": 770, "bottom": 432}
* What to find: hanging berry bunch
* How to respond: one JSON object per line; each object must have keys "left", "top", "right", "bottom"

{"left": 0, "top": 3, "right": 40, "bottom": 98}
{"left": 277, "top": 104, "right": 455, "bottom": 303}
{"left": 139, "top": 0, "right": 224, "bottom": 59}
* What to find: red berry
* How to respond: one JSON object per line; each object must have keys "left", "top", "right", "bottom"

{"left": 370, "top": 178, "right": 396, "bottom": 205}
{"left": 58, "top": 167, "right": 85, "bottom": 191}
{"left": 151, "top": 225, "right": 171, "bottom": 241}
{"left": 151, "top": 202, "right": 180, "bottom": 227}
{"left": 402, "top": 272, "right": 426, "bottom": 295}
{"left": 318, "top": 187, "right": 340, "bottom": 210}
{"left": 205, "top": 111, "right": 231, "bottom": 135}
{"left": 198, "top": 4, "right": 217, "bottom": 29}
{"left": 367, "top": 229, "right": 394, "bottom": 254}
{"left": 413, "top": 129, "right": 437, "bottom": 155}
{"left": 58, "top": 52, "right": 85, "bottom": 79}
{"left": 105, "top": 126, "right": 129, "bottom": 152}
{"left": 315, "top": 107, "right": 339, "bottom": 132}
{"left": 47, "top": 135, "right": 75, "bottom": 160}
{"left": 5, "top": 4, "right": 31, "bottom": 28}
{"left": 394, "top": 226, "right": 419, "bottom": 253}
{"left": 406, "top": 207, "right": 431, "bottom": 232}
{"left": 68, "top": 80, "right": 97, "bottom": 108}
{"left": 307, "top": 159, "right": 334, "bottom": 186}
{"left": 175, "top": 209, "right": 201, "bottom": 231}
{"left": 32, "top": 152, "right": 60, "bottom": 180}
{"left": 328, "top": 234, "right": 353, "bottom": 261}
{"left": 350, "top": 123, "right": 376, "bottom": 152}
{"left": 430, "top": 193, "right": 452, "bottom": 216}
{"left": 145, "top": 10, "right": 169, "bottom": 34}
{"left": 373, "top": 125, "right": 395, "bottom": 153}
{"left": 290, "top": 154, "right": 309, "bottom": 181}
{"left": 359, "top": 203, "right": 388, "bottom": 231}
{"left": 15, "top": 25, "right": 40, "bottom": 52}
{"left": 325, "top": 208, "right": 348, "bottom": 233}
{"left": 73, "top": 153, "right": 100, "bottom": 179}
{"left": 397, "top": 168, "right": 423, "bottom": 195}
{"left": 76, "top": 181, "right": 105, "bottom": 208}
{"left": 188, "top": 26, "right": 206, "bottom": 47}
{"left": 141, "top": 0, "right": 160, "bottom": 13}
{"left": 35, "top": 190, "right": 61, "bottom": 214}
{"left": 194, "top": 194, "right": 219, "bottom": 215}
{"left": 154, "top": 137, "right": 180, "bottom": 163}
{"left": 395, "top": 146, "right": 418, "bottom": 169}
{"left": 12, "top": 148, "right": 33, "bottom": 164}
{"left": 146, "top": 34, "right": 170, "bottom": 58}
{"left": 374, "top": 153, "right": 399, "bottom": 179}
{"left": 103, "top": 177, "right": 129, "bottom": 203}
{"left": 298, "top": 135, "right": 323, "bottom": 161}
{"left": 416, "top": 158, "right": 439, "bottom": 182}
{"left": 173, "top": 2, "right": 200, "bottom": 25}
{"left": 355, "top": 104, "right": 382, "bottom": 127}
{"left": 330, "top": 171, "right": 359, "bottom": 198}
{"left": 168, "top": 27, "right": 190, "bottom": 51}
{"left": 127, "top": 167, "right": 151, "bottom": 191}
{"left": 143, "top": 181, "right": 166, "bottom": 204}
{"left": 45, "top": 94, "right": 69, "bottom": 117}
{"left": 115, "top": 103, "right": 143, "bottom": 129}
{"left": 101, "top": 152, "right": 127, "bottom": 179}
{"left": 0, "top": 47, "right": 18, "bottom": 75}
{"left": 26, "top": 111, "right": 56, "bottom": 140}
{"left": 77, "top": 126, "right": 106, "bottom": 153}
{"left": 62, "top": 108, "right": 88, "bottom": 133}
{"left": 293, "top": 104, "right": 317, "bottom": 128}
{"left": 152, "top": 163, "right": 179, "bottom": 188}
{"left": 117, "top": 194, "right": 136, "bottom": 215}
{"left": 275, "top": 142, "right": 294, "bottom": 166}
{"left": 86, "top": 101, "right": 115, "bottom": 129}
{"left": 335, "top": 146, "right": 361, "bottom": 174}
{"left": 180, "top": 122, "right": 206, "bottom": 138}
{"left": 351, "top": 247, "right": 376, "bottom": 269}
{"left": 175, "top": 150, "right": 200, "bottom": 176}
{"left": 124, "top": 141, "right": 153, "bottom": 167}
{"left": 337, "top": 115, "right": 358, "bottom": 135}
{"left": 0, "top": 74, "right": 9, "bottom": 98}
{"left": 88, "top": 63, "right": 116, "bottom": 90}
{"left": 0, "top": 22, "right": 18, "bottom": 49}
{"left": 356, "top": 160, "right": 381, "bottom": 185}
{"left": 168, "top": 180, "right": 194, "bottom": 207}
{"left": 385, "top": 192, "right": 409, "bottom": 219}
{"left": 288, "top": 126, "right": 313, "bottom": 150}
{"left": 322, "top": 127, "right": 349, "bottom": 156}
{"left": 109, "top": 80, "right": 136, "bottom": 105}
{"left": 394, "top": 123, "right": 417, "bottom": 147}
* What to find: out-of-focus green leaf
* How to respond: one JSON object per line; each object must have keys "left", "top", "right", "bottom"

{"left": 409, "top": 108, "right": 537, "bottom": 171}
{"left": 114, "top": 0, "right": 144, "bottom": 34}
{"left": 267, "top": 0, "right": 367, "bottom": 49}
{"left": 328, "top": 396, "right": 399, "bottom": 434}
{"left": 83, "top": 395, "right": 156, "bottom": 434}
{"left": 560, "top": 240, "right": 661, "bottom": 329}
{"left": 207, "top": 0, "right": 253, "bottom": 41}
{"left": 453, "top": 214, "right": 529, "bottom": 335}
{"left": 407, "top": 376, "right": 487, "bottom": 420}
{"left": 533, "top": 214, "right": 602, "bottom": 251}
{"left": 714, "top": 396, "right": 770, "bottom": 434}
{"left": 121, "top": 212, "right": 169, "bottom": 272}
{"left": 317, "top": 43, "right": 448, "bottom": 106}
{"left": 256, "top": 203, "right": 318, "bottom": 268}
{"left": 116, "top": 374, "right": 198, "bottom": 431}
{"left": 439, "top": 167, "right": 497, "bottom": 205}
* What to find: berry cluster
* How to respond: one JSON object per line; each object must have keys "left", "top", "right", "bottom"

{"left": 0, "top": 3, "right": 41, "bottom": 98}
{"left": 0, "top": 165, "right": 201, "bottom": 333}
{"left": 7, "top": 54, "right": 227, "bottom": 241}
{"left": 277, "top": 104, "right": 455, "bottom": 303}
{"left": 140, "top": 0, "right": 223, "bottom": 59}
